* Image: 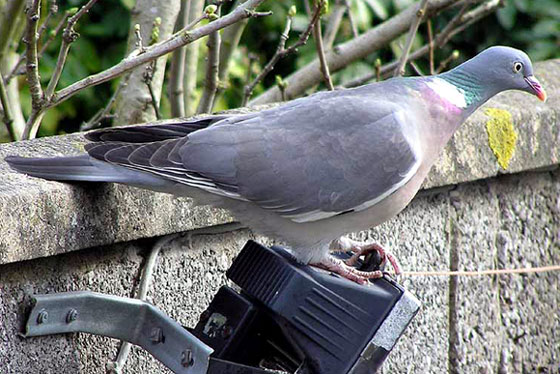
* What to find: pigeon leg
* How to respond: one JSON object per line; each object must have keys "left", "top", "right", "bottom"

{"left": 330, "top": 237, "right": 402, "bottom": 276}
{"left": 311, "top": 255, "right": 383, "bottom": 285}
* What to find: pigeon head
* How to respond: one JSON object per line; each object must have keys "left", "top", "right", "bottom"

{"left": 446, "top": 46, "right": 547, "bottom": 103}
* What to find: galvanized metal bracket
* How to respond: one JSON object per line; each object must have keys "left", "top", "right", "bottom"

{"left": 23, "top": 291, "right": 213, "bottom": 374}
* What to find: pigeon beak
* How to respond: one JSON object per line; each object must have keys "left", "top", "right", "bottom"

{"left": 524, "top": 75, "right": 547, "bottom": 102}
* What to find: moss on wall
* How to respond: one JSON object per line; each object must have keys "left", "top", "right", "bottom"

{"left": 484, "top": 108, "right": 518, "bottom": 170}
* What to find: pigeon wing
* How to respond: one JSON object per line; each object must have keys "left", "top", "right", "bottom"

{"left": 179, "top": 95, "right": 422, "bottom": 222}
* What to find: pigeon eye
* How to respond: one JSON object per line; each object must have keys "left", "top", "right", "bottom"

{"left": 513, "top": 62, "right": 523, "bottom": 73}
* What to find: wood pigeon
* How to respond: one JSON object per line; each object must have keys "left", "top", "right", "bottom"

{"left": 6, "top": 46, "right": 546, "bottom": 283}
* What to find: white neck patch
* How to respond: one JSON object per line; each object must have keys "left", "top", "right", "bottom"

{"left": 426, "top": 78, "right": 467, "bottom": 109}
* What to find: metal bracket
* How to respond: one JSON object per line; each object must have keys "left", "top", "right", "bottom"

{"left": 23, "top": 291, "right": 213, "bottom": 374}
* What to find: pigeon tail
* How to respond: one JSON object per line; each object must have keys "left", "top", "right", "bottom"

{"left": 5, "top": 154, "right": 170, "bottom": 187}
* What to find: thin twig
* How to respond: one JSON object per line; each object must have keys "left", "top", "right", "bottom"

{"left": 323, "top": 1, "right": 345, "bottom": 48}
{"left": 44, "top": 0, "right": 99, "bottom": 101}
{"left": 81, "top": 76, "right": 128, "bottom": 131}
{"left": 242, "top": 4, "right": 322, "bottom": 106}
{"left": 409, "top": 60, "right": 424, "bottom": 75}
{"left": 311, "top": 1, "right": 334, "bottom": 90}
{"left": 427, "top": 18, "right": 434, "bottom": 75}
{"left": 24, "top": 0, "right": 43, "bottom": 109}
{"left": 133, "top": 24, "right": 144, "bottom": 52}
{"left": 435, "top": 49, "right": 460, "bottom": 73}
{"left": 403, "top": 264, "right": 560, "bottom": 277}
{"left": 172, "top": 13, "right": 209, "bottom": 39}
{"left": 243, "top": 52, "right": 257, "bottom": 95}
{"left": 8, "top": 10, "right": 70, "bottom": 82}
{"left": 0, "top": 72, "right": 16, "bottom": 141}
{"left": 196, "top": 6, "right": 221, "bottom": 114}
{"left": 342, "top": 0, "right": 358, "bottom": 38}
{"left": 276, "top": 75, "right": 288, "bottom": 101}
{"left": 39, "top": 11, "right": 70, "bottom": 57}
{"left": 21, "top": 0, "right": 44, "bottom": 140}
{"left": 37, "top": 1, "right": 58, "bottom": 41}
{"left": 143, "top": 63, "right": 161, "bottom": 119}
{"left": 394, "top": 0, "right": 429, "bottom": 77}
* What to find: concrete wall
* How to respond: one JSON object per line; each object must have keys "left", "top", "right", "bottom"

{"left": 1, "top": 59, "right": 559, "bottom": 373}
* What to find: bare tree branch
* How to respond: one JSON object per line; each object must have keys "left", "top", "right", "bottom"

{"left": 0, "top": 71, "right": 16, "bottom": 141}
{"left": 196, "top": 6, "right": 221, "bottom": 114}
{"left": 144, "top": 63, "right": 161, "bottom": 119}
{"left": 436, "top": 49, "right": 460, "bottom": 73}
{"left": 7, "top": 9, "right": 70, "bottom": 82}
{"left": 21, "top": 0, "right": 44, "bottom": 140}
{"left": 342, "top": 0, "right": 358, "bottom": 38}
{"left": 344, "top": 0, "right": 500, "bottom": 87}
{"left": 0, "top": 0, "right": 26, "bottom": 64}
{"left": 323, "top": 1, "right": 346, "bottom": 48}
{"left": 427, "top": 18, "right": 435, "bottom": 75}
{"left": 242, "top": 4, "right": 321, "bottom": 106}
{"left": 249, "top": 0, "right": 465, "bottom": 105}
{"left": 44, "top": 0, "right": 99, "bottom": 101}
{"left": 310, "top": 1, "right": 334, "bottom": 90}
{"left": 37, "top": 1, "right": 58, "bottom": 42}
{"left": 81, "top": 76, "right": 128, "bottom": 131}
{"left": 50, "top": 0, "right": 268, "bottom": 109}
{"left": 394, "top": 0, "right": 429, "bottom": 77}
{"left": 195, "top": 29, "right": 220, "bottom": 114}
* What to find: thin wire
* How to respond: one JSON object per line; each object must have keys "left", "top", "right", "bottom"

{"left": 402, "top": 264, "right": 560, "bottom": 277}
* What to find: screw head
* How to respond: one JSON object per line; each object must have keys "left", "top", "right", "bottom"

{"left": 149, "top": 327, "right": 164, "bottom": 344}
{"left": 37, "top": 309, "right": 48, "bottom": 324}
{"left": 181, "top": 349, "right": 193, "bottom": 368}
{"left": 66, "top": 309, "right": 78, "bottom": 323}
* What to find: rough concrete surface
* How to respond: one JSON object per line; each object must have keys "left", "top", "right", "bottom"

{"left": 1, "top": 169, "right": 558, "bottom": 373}
{"left": 0, "top": 229, "right": 272, "bottom": 374}
{"left": 0, "top": 60, "right": 558, "bottom": 265}
{"left": 0, "top": 59, "right": 559, "bottom": 373}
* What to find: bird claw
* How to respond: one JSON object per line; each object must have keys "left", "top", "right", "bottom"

{"left": 310, "top": 256, "right": 384, "bottom": 285}
{"left": 330, "top": 237, "right": 402, "bottom": 277}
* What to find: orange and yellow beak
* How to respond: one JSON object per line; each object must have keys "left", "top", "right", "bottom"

{"left": 525, "top": 75, "right": 547, "bottom": 102}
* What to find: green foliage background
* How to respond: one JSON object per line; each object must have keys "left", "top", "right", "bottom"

{"left": 13, "top": 0, "right": 560, "bottom": 138}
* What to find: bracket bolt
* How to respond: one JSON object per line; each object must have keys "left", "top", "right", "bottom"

{"left": 181, "top": 349, "right": 194, "bottom": 368}
{"left": 37, "top": 309, "right": 48, "bottom": 324}
{"left": 149, "top": 327, "right": 164, "bottom": 344}
{"left": 66, "top": 309, "right": 78, "bottom": 323}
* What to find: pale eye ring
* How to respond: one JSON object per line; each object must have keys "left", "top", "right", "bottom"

{"left": 513, "top": 62, "right": 523, "bottom": 73}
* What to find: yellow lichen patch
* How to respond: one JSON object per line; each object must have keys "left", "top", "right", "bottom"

{"left": 484, "top": 108, "right": 518, "bottom": 170}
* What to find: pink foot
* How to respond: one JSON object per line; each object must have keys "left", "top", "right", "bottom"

{"left": 330, "top": 237, "right": 402, "bottom": 276}
{"left": 311, "top": 255, "right": 383, "bottom": 285}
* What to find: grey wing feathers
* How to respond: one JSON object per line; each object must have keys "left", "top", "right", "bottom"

{"left": 84, "top": 115, "right": 229, "bottom": 142}
{"left": 227, "top": 108, "right": 421, "bottom": 222}
{"left": 85, "top": 136, "right": 245, "bottom": 199}
{"left": 81, "top": 94, "right": 421, "bottom": 223}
